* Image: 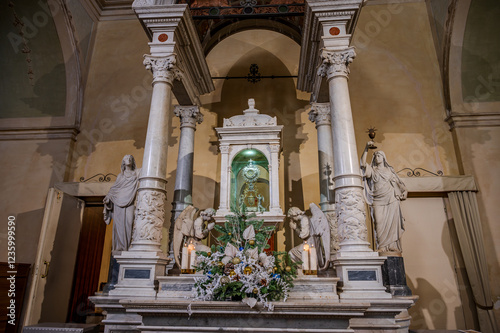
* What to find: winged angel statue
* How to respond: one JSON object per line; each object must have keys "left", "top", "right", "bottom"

{"left": 173, "top": 206, "right": 216, "bottom": 268}
{"left": 288, "top": 203, "right": 331, "bottom": 270}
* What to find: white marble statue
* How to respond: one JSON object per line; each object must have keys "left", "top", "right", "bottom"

{"left": 288, "top": 203, "right": 330, "bottom": 270}
{"left": 103, "top": 155, "right": 141, "bottom": 251}
{"left": 173, "top": 206, "right": 216, "bottom": 267}
{"left": 360, "top": 142, "right": 408, "bottom": 254}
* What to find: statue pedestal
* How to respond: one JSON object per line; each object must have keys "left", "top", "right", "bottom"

{"left": 381, "top": 256, "right": 413, "bottom": 296}
{"left": 109, "top": 251, "right": 170, "bottom": 297}
{"left": 332, "top": 242, "right": 392, "bottom": 300}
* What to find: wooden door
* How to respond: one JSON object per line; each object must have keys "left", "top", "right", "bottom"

{"left": 67, "top": 204, "right": 106, "bottom": 323}
{"left": 23, "top": 189, "right": 84, "bottom": 326}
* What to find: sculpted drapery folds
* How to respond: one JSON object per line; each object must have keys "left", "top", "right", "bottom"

{"left": 103, "top": 155, "right": 141, "bottom": 251}
{"left": 361, "top": 142, "right": 408, "bottom": 254}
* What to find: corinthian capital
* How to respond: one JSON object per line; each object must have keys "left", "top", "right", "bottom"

{"left": 308, "top": 103, "right": 331, "bottom": 127}
{"left": 317, "top": 48, "right": 356, "bottom": 80}
{"left": 174, "top": 105, "right": 203, "bottom": 129}
{"left": 143, "top": 54, "right": 182, "bottom": 84}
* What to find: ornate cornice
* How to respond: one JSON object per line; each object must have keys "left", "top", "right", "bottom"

{"left": 317, "top": 48, "right": 356, "bottom": 80}
{"left": 309, "top": 103, "right": 331, "bottom": 127}
{"left": 143, "top": 54, "right": 182, "bottom": 85}
{"left": 174, "top": 105, "right": 203, "bottom": 129}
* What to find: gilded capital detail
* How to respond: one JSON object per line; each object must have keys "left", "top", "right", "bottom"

{"left": 143, "top": 54, "right": 182, "bottom": 84}
{"left": 309, "top": 103, "right": 331, "bottom": 127}
{"left": 174, "top": 105, "right": 203, "bottom": 128}
{"left": 317, "top": 48, "right": 356, "bottom": 80}
{"left": 133, "top": 190, "right": 166, "bottom": 245}
{"left": 335, "top": 187, "right": 368, "bottom": 243}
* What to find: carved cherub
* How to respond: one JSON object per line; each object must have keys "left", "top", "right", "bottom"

{"left": 173, "top": 206, "right": 216, "bottom": 267}
{"left": 288, "top": 203, "right": 331, "bottom": 270}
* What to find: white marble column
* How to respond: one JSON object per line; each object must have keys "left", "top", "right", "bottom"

{"left": 217, "top": 144, "right": 231, "bottom": 215}
{"left": 308, "top": 103, "right": 338, "bottom": 257}
{"left": 319, "top": 48, "right": 390, "bottom": 299}
{"left": 269, "top": 144, "right": 281, "bottom": 212}
{"left": 308, "top": 103, "right": 335, "bottom": 211}
{"left": 109, "top": 54, "right": 178, "bottom": 297}
{"left": 130, "top": 54, "right": 179, "bottom": 252}
{"left": 318, "top": 48, "right": 369, "bottom": 251}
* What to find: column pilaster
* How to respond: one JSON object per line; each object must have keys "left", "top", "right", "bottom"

{"left": 167, "top": 105, "right": 203, "bottom": 273}
{"left": 309, "top": 103, "right": 338, "bottom": 257}
{"left": 319, "top": 48, "right": 390, "bottom": 299}
{"left": 217, "top": 145, "right": 231, "bottom": 216}
{"left": 110, "top": 54, "right": 179, "bottom": 296}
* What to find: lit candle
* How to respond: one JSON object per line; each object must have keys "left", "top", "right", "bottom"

{"left": 188, "top": 242, "right": 196, "bottom": 271}
{"left": 302, "top": 241, "right": 310, "bottom": 272}
{"left": 181, "top": 243, "right": 189, "bottom": 271}
{"left": 309, "top": 244, "right": 318, "bottom": 274}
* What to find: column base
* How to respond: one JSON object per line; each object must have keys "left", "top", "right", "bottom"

{"left": 382, "top": 256, "right": 413, "bottom": 296}
{"left": 333, "top": 241, "right": 391, "bottom": 300}
{"left": 109, "top": 250, "right": 170, "bottom": 297}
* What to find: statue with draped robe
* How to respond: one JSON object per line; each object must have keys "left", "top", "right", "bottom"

{"left": 103, "top": 155, "right": 141, "bottom": 251}
{"left": 360, "top": 143, "right": 407, "bottom": 254}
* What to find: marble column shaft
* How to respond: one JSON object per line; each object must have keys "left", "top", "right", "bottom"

{"left": 218, "top": 145, "right": 230, "bottom": 213}
{"left": 269, "top": 144, "right": 281, "bottom": 211}
{"left": 308, "top": 103, "right": 335, "bottom": 211}
{"left": 319, "top": 48, "right": 369, "bottom": 249}
{"left": 172, "top": 106, "right": 203, "bottom": 219}
{"left": 131, "top": 54, "right": 180, "bottom": 252}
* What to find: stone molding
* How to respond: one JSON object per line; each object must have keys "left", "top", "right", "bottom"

{"left": 446, "top": 111, "right": 500, "bottom": 129}
{"left": 335, "top": 187, "right": 368, "bottom": 243}
{"left": 318, "top": 48, "right": 356, "bottom": 80}
{"left": 174, "top": 105, "right": 203, "bottom": 129}
{"left": 309, "top": 103, "right": 331, "bottom": 127}
{"left": 143, "top": 54, "right": 182, "bottom": 85}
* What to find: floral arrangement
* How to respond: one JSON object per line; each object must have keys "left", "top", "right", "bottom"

{"left": 193, "top": 209, "right": 299, "bottom": 310}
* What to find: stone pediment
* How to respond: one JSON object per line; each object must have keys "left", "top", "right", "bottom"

{"left": 223, "top": 99, "right": 277, "bottom": 127}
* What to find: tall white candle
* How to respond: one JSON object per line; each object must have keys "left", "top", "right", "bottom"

{"left": 302, "top": 242, "right": 310, "bottom": 271}
{"left": 309, "top": 244, "right": 318, "bottom": 273}
{"left": 188, "top": 242, "right": 196, "bottom": 270}
{"left": 181, "top": 243, "right": 189, "bottom": 270}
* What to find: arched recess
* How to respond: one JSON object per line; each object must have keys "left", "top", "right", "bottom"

{"left": 445, "top": 0, "right": 500, "bottom": 118}
{"left": 0, "top": 0, "right": 84, "bottom": 140}
{"left": 201, "top": 18, "right": 302, "bottom": 55}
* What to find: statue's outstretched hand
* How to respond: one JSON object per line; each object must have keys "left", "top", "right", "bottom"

{"left": 207, "top": 222, "right": 215, "bottom": 231}
{"left": 290, "top": 221, "right": 297, "bottom": 230}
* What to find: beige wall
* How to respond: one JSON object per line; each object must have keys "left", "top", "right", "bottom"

{"left": 0, "top": 139, "right": 72, "bottom": 263}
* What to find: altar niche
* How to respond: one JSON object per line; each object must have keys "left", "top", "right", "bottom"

{"left": 231, "top": 149, "right": 270, "bottom": 213}
{"left": 214, "top": 99, "right": 285, "bottom": 229}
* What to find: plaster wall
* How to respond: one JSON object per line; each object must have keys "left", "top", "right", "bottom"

{"left": 0, "top": 139, "right": 72, "bottom": 264}
{"left": 402, "top": 197, "right": 469, "bottom": 330}
{"left": 350, "top": 2, "right": 459, "bottom": 177}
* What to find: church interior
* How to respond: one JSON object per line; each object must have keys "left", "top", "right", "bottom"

{"left": 0, "top": 0, "right": 499, "bottom": 332}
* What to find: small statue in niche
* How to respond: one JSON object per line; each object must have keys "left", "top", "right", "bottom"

{"left": 288, "top": 203, "right": 331, "bottom": 270}
{"left": 360, "top": 142, "right": 408, "bottom": 255}
{"left": 103, "top": 155, "right": 141, "bottom": 251}
{"left": 173, "top": 206, "right": 216, "bottom": 267}
{"left": 257, "top": 194, "right": 265, "bottom": 212}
